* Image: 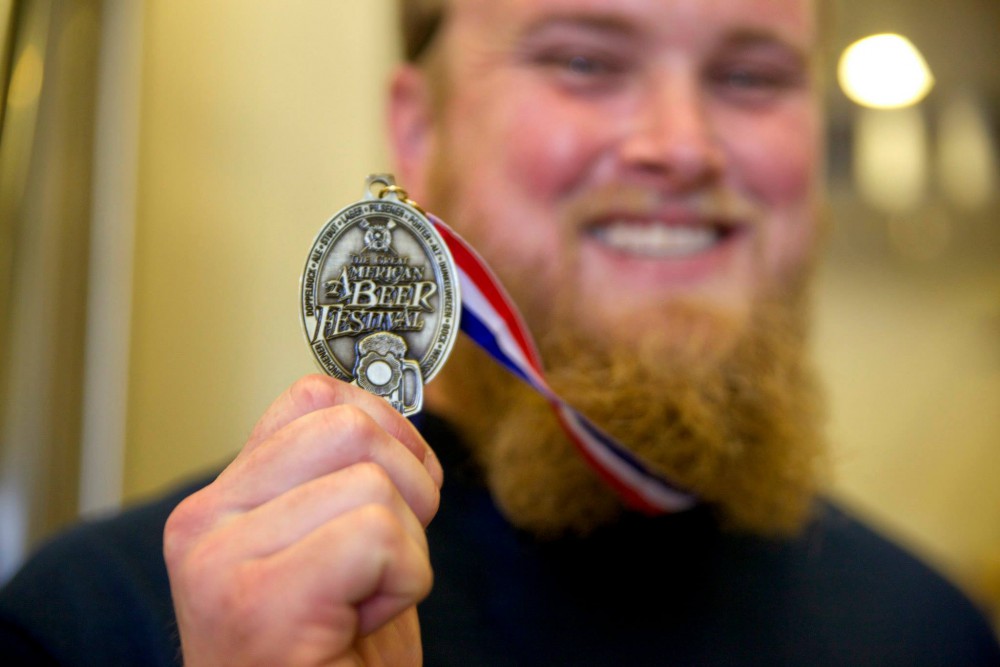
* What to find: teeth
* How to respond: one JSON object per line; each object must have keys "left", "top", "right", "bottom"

{"left": 593, "top": 221, "right": 718, "bottom": 257}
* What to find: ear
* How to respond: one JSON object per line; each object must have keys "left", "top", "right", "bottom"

{"left": 387, "top": 64, "right": 437, "bottom": 203}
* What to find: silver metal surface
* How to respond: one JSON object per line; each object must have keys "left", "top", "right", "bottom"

{"left": 300, "top": 175, "right": 461, "bottom": 416}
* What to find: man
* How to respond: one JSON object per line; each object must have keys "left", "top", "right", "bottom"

{"left": 1, "top": 0, "right": 998, "bottom": 665}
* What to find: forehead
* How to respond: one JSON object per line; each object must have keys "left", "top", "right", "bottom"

{"left": 443, "top": 0, "right": 817, "bottom": 51}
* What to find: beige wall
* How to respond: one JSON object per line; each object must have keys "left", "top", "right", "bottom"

{"left": 126, "top": 1, "right": 1000, "bottom": 623}
{"left": 128, "top": 2, "right": 397, "bottom": 495}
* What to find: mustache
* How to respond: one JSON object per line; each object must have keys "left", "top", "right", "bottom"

{"left": 562, "top": 183, "right": 764, "bottom": 228}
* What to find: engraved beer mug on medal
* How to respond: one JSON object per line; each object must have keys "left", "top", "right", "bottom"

{"left": 300, "top": 175, "right": 461, "bottom": 416}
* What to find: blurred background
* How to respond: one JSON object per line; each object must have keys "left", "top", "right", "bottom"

{"left": 1, "top": 0, "right": 998, "bottom": 631}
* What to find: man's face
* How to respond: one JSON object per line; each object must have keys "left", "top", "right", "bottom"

{"left": 392, "top": 0, "right": 827, "bottom": 536}
{"left": 398, "top": 0, "right": 821, "bottom": 354}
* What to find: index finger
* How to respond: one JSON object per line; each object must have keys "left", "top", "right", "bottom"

{"left": 242, "top": 374, "right": 432, "bottom": 469}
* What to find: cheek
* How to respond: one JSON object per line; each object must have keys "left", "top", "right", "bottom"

{"left": 723, "top": 107, "right": 821, "bottom": 277}
{"left": 437, "top": 90, "right": 588, "bottom": 264}
{"left": 728, "top": 109, "right": 818, "bottom": 204}
{"left": 497, "top": 95, "right": 603, "bottom": 199}
{"left": 442, "top": 83, "right": 602, "bottom": 218}
{"left": 447, "top": 87, "right": 609, "bottom": 251}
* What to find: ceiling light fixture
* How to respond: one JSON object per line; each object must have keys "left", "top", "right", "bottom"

{"left": 838, "top": 33, "right": 935, "bottom": 109}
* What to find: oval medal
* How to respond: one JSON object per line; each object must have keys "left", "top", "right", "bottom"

{"left": 300, "top": 175, "right": 461, "bottom": 416}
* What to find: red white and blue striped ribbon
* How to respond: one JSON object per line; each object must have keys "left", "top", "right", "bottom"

{"left": 430, "top": 214, "right": 697, "bottom": 514}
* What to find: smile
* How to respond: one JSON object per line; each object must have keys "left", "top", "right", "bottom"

{"left": 589, "top": 220, "right": 737, "bottom": 259}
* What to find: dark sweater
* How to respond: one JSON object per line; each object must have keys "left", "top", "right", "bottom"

{"left": 2, "top": 415, "right": 998, "bottom": 666}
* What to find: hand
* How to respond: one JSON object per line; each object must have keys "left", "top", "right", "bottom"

{"left": 163, "top": 374, "right": 443, "bottom": 666}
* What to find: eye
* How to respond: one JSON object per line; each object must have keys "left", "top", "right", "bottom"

{"left": 707, "top": 62, "right": 806, "bottom": 106}
{"left": 563, "top": 54, "right": 608, "bottom": 76}
{"left": 537, "top": 51, "right": 621, "bottom": 75}
{"left": 528, "top": 46, "right": 630, "bottom": 92}
{"left": 721, "top": 68, "right": 766, "bottom": 88}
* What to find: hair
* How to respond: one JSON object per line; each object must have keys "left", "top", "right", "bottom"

{"left": 398, "top": 0, "right": 446, "bottom": 63}
{"left": 396, "top": 0, "right": 838, "bottom": 65}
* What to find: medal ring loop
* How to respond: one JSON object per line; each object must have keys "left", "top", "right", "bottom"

{"left": 377, "top": 184, "right": 426, "bottom": 215}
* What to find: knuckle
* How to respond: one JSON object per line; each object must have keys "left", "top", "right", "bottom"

{"left": 352, "top": 461, "right": 397, "bottom": 502}
{"left": 358, "top": 505, "right": 433, "bottom": 597}
{"left": 414, "top": 558, "right": 434, "bottom": 599}
{"left": 322, "top": 403, "right": 379, "bottom": 446}
{"left": 163, "top": 492, "right": 210, "bottom": 565}
{"left": 288, "top": 374, "right": 343, "bottom": 412}
{"left": 360, "top": 504, "right": 407, "bottom": 547}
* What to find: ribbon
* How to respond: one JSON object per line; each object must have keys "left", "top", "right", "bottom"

{"left": 430, "top": 214, "right": 697, "bottom": 514}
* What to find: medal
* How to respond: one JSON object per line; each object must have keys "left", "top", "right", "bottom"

{"left": 300, "top": 174, "right": 461, "bottom": 416}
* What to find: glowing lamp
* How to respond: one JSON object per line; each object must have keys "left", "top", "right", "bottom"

{"left": 838, "top": 34, "right": 934, "bottom": 109}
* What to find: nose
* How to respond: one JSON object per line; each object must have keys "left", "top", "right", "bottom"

{"left": 618, "top": 69, "right": 725, "bottom": 190}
